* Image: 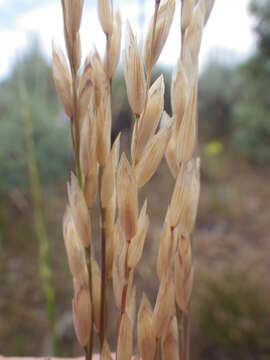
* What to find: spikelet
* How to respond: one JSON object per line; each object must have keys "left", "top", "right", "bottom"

{"left": 98, "top": 0, "right": 113, "bottom": 35}
{"left": 112, "top": 224, "right": 127, "bottom": 309}
{"left": 201, "top": 0, "right": 216, "bottom": 25}
{"left": 175, "top": 236, "right": 194, "bottom": 312}
{"left": 64, "top": 0, "right": 84, "bottom": 40}
{"left": 67, "top": 173, "right": 91, "bottom": 248}
{"left": 144, "top": 0, "right": 176, "bottom": 73}
{"left": 63, "top": 209, "right": 87, "bottom": 279}
{"left": 101, "top": 340, "right": 113, "bottom": 360}
{"left": 135, "top": 126, "right": 171, "bottom": 188}
{"left": 171, "top": 58, "right": 189, "bottom": 127}
{"left": 137, "top": 293, "right": 156, "bottom": 360}
{"left": 123, "top": 22, "right": 146, "bottom": 117}
{"left": 72, "top": 283, "right": 91, "bottom": 347}
{"left": 128, "top": 200, "right": 149, "bottom": 269}
{"left": 96, "top": 95, "right": 112, "bottom": 166}
{"left": 181, "top": 0, "right": 196, "bottom": 33}
{"left": 117, "top": 312, "right": 133, "bottom": 360}
{"left": 152, "top": 273, "right": 175, "bottom": 339}
{"left": 131, "top": 75, "right": 165, "bottom": 165}
{"left": 78, "top": 55, "right": 93, "bottom": 121}
{"left": 178, "top": 158, "right": 200, "bottom": 236}
{"left": 169, "top": 160, "right": 194, "bottom": 229}
{"left": 101, "top": 134, "right": 120, "bottom": 208}
{"left": 157, "top": 208, "right": 178, "bottom": 280}
{"left": 161, "top": 315, "right": 179, "bottom": 360}
{"left": 176, "top": 83, "right": 197, "bottom": 167}
{"left": 105, "top": 10, "right": 122, "bottom": 79}
{"left": 183, "top": 4, "right": 204, "bottom": 67}
{"left": 52, "top": 42, "right": 72, "bottom": 117}
{"left": 117, "top": 153, "right": 138, "bottom": 240}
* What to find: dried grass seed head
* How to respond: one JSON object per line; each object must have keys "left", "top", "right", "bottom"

{"left": 144, "top": 0, "right": 176, "bottom": 73}
{"left": 123, "top": 22, "right": 146, "bottom": 117}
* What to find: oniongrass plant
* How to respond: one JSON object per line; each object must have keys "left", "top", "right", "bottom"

{"left": 20, "top": 77, "right": 57, "bottom": 354}
{"left": 52, "top": 0, "right": 215, "bottom": 359}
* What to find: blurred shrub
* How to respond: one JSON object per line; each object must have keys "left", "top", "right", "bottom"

{"left": 194, "top": 269, "right": 270, "bottom": 359}
{"left": 0, "top": 40, "right": 72, "bottom": 190}
{"left": 198, "top": 60, "right": 241, "bottom": 140}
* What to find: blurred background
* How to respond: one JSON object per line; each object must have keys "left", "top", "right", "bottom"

{"left": 0, "top": 0, "right": 270, "bottom": 359}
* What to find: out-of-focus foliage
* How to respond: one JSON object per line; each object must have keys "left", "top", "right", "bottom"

{"left": 198, "top": 61, "right": 241, "bottom": 139}
{"left": 195, "top": 269, "right": 270, "bottom": 360}
{"left": 0, "top": 41, "right": 72, "bottom": 190}
{"left": 199, "top": 0, "right": 270, "bottom": 164}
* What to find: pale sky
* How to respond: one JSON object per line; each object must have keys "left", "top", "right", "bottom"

{"left": 0, "top": 0, "right": 256, "bottom": 79}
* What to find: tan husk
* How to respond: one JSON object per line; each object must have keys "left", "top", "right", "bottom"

{"left": 123, "top": 22, "right": 146, "bottom": 117}
{"left": 144, "top": 0, "right": 176, "bottom": 73}
{"left": 152, "top": 272, "right": 175, "bottom": 339}
{"left": 131, "top": 75, "right": 165, "bottom": 165}
{"left": 161, "top": 315, "right": 179, "bottom": 360}
{"left": 137, "top": 293, "right": 156, "bottom": 360}
{"left": 117, "top": 312, "right": 133, "bottom": 360}
{"left": 117, "top": 153, "right": 138, "bottom": 240}
{"left": 52, "top": 41, "right": 72, "bottom": 117}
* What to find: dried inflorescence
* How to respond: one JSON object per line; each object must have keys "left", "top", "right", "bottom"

{"left": 52, "top": 0, "right": 216, "bottom": 359}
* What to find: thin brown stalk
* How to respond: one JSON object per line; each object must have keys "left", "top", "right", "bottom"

{"left": 99, "top": 166, "right": 107, "bottom": 348}
{"left": 86, "top": 247, "right": 94, "bottom": 360}
{"left": 177, "top": 309, "right": 190, "bottom": 360}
